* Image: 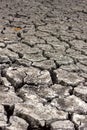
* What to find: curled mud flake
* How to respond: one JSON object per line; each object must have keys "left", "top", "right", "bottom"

{"left": 13, "top": 27, "right": 22, "bottom": 31}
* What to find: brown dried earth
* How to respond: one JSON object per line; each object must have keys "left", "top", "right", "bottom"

{"left": 0, "top": 0, "right": 87, "bottom": 129}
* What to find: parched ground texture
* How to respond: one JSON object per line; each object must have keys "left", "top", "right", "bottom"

{"left": 0, "top": 0, "right": 87, "bottom": 129}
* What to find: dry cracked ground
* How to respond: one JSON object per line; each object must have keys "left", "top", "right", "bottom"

{"left": 0, "top": 0, "right": 87, "bottom": 130}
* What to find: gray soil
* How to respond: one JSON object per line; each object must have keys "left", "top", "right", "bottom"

{"left": 0, "top": 0, "right": 87, "bottom": 129}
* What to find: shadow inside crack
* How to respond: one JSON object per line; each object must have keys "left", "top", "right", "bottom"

{"left": 2, "top": 104, "right": 15, "bottom": 124}
{"left": 27, "top": 125, "right": 51, "bottom": 130}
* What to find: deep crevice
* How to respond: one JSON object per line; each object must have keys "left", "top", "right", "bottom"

{"left": 27, "top": 122, "right": 51, "bottom": 130}
{"left": 74, "top": 124, "right": 79, "bottom": 130}
{"left": 54, "top": 60, "right": 61, "bottom": 69}
{"left": 17, "top": 52, "right": 23, "bottom": 58}
{"left": 69, "top": 87, "right": 74, "bottom": 95}
{"left": 49, "top": 69, "right": 58, "bottom": 84}
{"left": 2, "top": 104, "right": 15, "bottom": 124}
{"left": 68, "top": 112, "right": 79, "bottom": 130}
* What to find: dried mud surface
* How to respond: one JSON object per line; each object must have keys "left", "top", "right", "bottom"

{"left": 0, "top": 0, "right": 87, "bottom": 129}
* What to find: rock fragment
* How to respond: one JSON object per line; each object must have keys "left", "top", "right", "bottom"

{"left": 74, "top": 84, "right": 87, "bottom": 102}
{"left": 6, "top": 116, "right": 28, "bottom": 130}
{"left": 51, "top": 95, "right": 87, "bottom": 114}
{"left": 4, "top": 66, "right": 52, "bottom": 89}
{"left": 51, "top": 120, "right": 75, "bottom": 130}
{"left": 56, "top": 55, "right": 73, "bottom": 65}
{"left": 15, "top": 103, "right": 68, "bottom": 129}
{"left": 32, "top": 60, "right": 56, "bottom": 70}
{"left": 0, "top": 85, "right": 22, "bottom": 104}
{"left": 72, "top": 113, "right": 87, "bottom": 130}
{"left": 54, "top": 69, "right": 84, "bottom": 86}
{"left": 36, "top": 84, "right": 71, "bottom": 100}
